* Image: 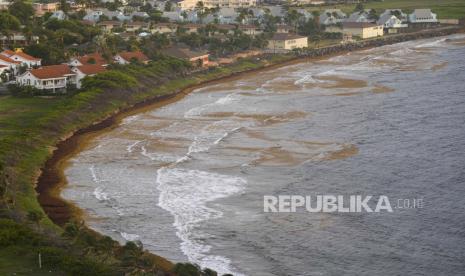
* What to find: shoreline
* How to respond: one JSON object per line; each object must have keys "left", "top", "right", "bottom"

{"left": 35, "top": 26, "right": 464, "bottom": 264}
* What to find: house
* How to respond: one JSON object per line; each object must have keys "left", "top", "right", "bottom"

{"left": 68, "top": 53, "right": 108, "bottom": 67}
{"left": 125, "top": 21, "right": 150, "bottom": 32}
{"left": 276, "top": 24, "right": 293, "bottom": 33}
{"left": 377, "top": 14, "right": 407, "bottom": 32}
{"left": 71, "top": 64, "right": 106, "bottom": 88}
{"left": 180, "top": 23, "right": 204, "bottom": 33}
{"left": 83, "top": 9, "right": 104, "bottom": 22}
{"left": 1, "top": 50, "right": 41, "bottom": 68}
{"left": 33, "top": 2, "right": 59, "bottom": 16}
{"left": 409, "top": 9, "right": 438, "bottom": 24}
{"left": 262, "top": 6, "right": 285, "bottom": 18}
{"left": 129, "top": 11, "right": 150, "bottom": 20}
{"left": 0, "top": 65, "right": 10, "bottom": 82}
{"left": 98, "top": 21, "right": 123, "bottom": 32}
{"left": 319, "top": 9, "right": 346, "bottom": 26}
{"left": 114, "top": 51, "right": 150, "bottom": 64}
{"left": 152, "top": 23, "right": 178, "bottom": 34}
{"left": 203, "top": 0, "right": 257, "bottom": 9}
{"left": 161, "top": 47, "right": 209, "bottom": 67}
{"left": 267, "top": 33, "right": 308, "bottom": 51}
{"left": 217, "top": 7, "right": 239, "bottom": 24}
{"left": 175, "top": 0, "right": 199, "bottom": 10}
{"left": 341, "top": 22, "right": 383, "bottom": 39}
{"left": 380, "top": 9, "right": 408, "bottom": 22}
{"left": 49, "top": 10, "right": 67, "bottom": 20}
{"left": 0, "top": 33, "right": 39, "bottom": 47}
{"left": 346, "top": 10, "right": 375, "bottom": 23}
{"left": 296, "top": 9, "right": 314, "bottom": 21}
{"left": 0, "top": 54, "right": 20, "bottom": 75}
{"left": 16, "top": 65, "right": 76, "bottom": 92}
{"left": 238, "top": 25, "right": 262, "bottom": 36}
{"left": 0, "top": 0, "right": 10, "bottom": 10}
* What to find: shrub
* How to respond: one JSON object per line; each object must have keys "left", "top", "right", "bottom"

{"left": 81, "top": 71, "right": 137, "bottom": 90}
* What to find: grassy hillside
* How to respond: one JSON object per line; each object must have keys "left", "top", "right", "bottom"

{"left": 308, "top": 0, "right": 465, "bottom": 19}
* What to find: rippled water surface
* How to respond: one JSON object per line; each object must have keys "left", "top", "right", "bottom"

{"left": 63, "top": 35, "right": 465, "bottom": 275}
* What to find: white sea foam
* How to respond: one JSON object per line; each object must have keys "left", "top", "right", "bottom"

{"left": 184, "top": 93, "right": 238, "bottom": 119}
{"left": 126, "top": 140, "right": 143, "bottom": 153}
{"left": 156, "top": 168, "right": 246, "bottom": 275}
{"left": 141, "top": 145, "right": 180, "bottom": 163}
{"left": 294, "top": 74, "right": 323, "bottom": 85}
{"left": 120, "top": 232, "right": 140, "bottom": 241}
{"left": 93, "top": 186, "right": 109, "bottom": 201}
{"left": 414, "top": 38, "right": 447, "bottom": 48}
{"left": 121, "top": 114, "right": 141, "bottom": 125}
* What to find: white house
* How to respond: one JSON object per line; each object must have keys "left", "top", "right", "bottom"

{"left": 1, "top": 50, "right": 41, "bottom": 68}
{"left": 380, "top": 9, "right": 408, "bottom": 22}
{"left": 71, "top": 64, "right": 106, "bottom": 88}
{"left": 409, "top": 9, "right": 438, "bottom": 23}
{"left": 16, "top": 64, "right": 76, "bottom": 92}
{"left": 83, "top": 9, "right": 104, "bottom": 22}
{"left": 346, "top": 10, "right": 375, "bottom": 23}
{"left": 50, "top": 10, "right": 67, "bottom": 20}
{"left": 0, "top": 53, "right": 20, "bottom": 74}
{"left": 377, "top": 14, "right": 407, "bottom": 30}
{"left": 319, "top": 9, "right": 346, "bottom": 25}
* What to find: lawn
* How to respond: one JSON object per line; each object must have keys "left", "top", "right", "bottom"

{"left": 307, "top": 0, "right": 465, "bottom": 19}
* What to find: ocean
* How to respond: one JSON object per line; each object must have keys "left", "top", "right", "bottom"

{"left": 63, "top": 34, "right": 465, "bottom": 275}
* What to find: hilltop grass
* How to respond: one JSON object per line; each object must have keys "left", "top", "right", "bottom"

{"left": 307, "top": 0, "right": 465, "bottom": 19}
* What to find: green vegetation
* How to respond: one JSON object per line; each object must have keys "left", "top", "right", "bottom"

{"left": 307, "top": 0, "right": 465, "bottom": 19}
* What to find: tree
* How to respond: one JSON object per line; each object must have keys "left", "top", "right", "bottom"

{"left": 354, "top": 3, "right": 364, "bottom": 13}
{"left": 8, "top": 0, "right": 34, "bottom": 24}
{"left": 0, "top": 12, "right": 21, "bottom": 33}
{"left": 368, "top": 9, "right": 379, "bottom": 21}
{"left": 195, "top": 1, "right": 207, "bottom": 23}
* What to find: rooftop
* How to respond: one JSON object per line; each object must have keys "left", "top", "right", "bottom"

{"left": 29, "top": 64, "right": 74, "bottom": 79}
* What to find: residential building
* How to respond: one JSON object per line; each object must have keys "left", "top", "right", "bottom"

{"left": 0, "top": 33, "right": 39, "bottom": 48}
{"left": 114, "top": 51, "right": 150, "bottom": 64}
{"left": 341, "top": 22, "right": 383, "bottom": 39}
{"left": 50, "top": 10, "right": 67, "bottom": 20}
{"left": 152, "top": 23, "right": 178, "bottom": 34}
{"left": 319, "top": 9, "right": 346, "bottom": 26}
{"left": 71, "top": 64, "right": 107, "bottom": 88}
{"left": 207, "top": 0, "right": 257, "bottom": 8}
{"left": 16, "top": 65, "right": 76, "bottom": 92}
{"left": 377, "top": 14, "right": 407, "bottom": 31}
{"left": 380, "top": 9, "right": 408, "bottom": 22}
{"left": 239, "top": 25, "right": 262, "bottom": 36}
{"left": 0, "top": 54, "right": 20, "bottom": 75}
{"left": 346, "top": 10, "right": 375, "bottom": 23}
{"left": 267, "top": 33, "right": 308, "bottom": 51}
{"left": 161, "top": 47, "right": 209, "bottom": 67}
{"left": 409, "top": 9, "right": 438, "bottom": 23}
{"left": 217, "top": 7, "right": 239, "bottom": 24}
{"left": 176, "top": 0, "right": 257, "bottom": 9}
{"left": 83, "top": 9, "right": 104, "bottom": 22}
{"left": 69, "top": 53, "right": 108, "bottom": 67}
{"left": 1, "top": 50, "right": 41, "bottom": 68}
{"left": 98, "top": 21, "right": 123, "bottom": 32}
{"left": 126, "top": 22, "right": 150, "bottom": 32}
{"left": 33, "top": 2, "right": 59, "bottom": 16}
{"left": 0, "top": 0, "right": 10, "bottom": 10}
